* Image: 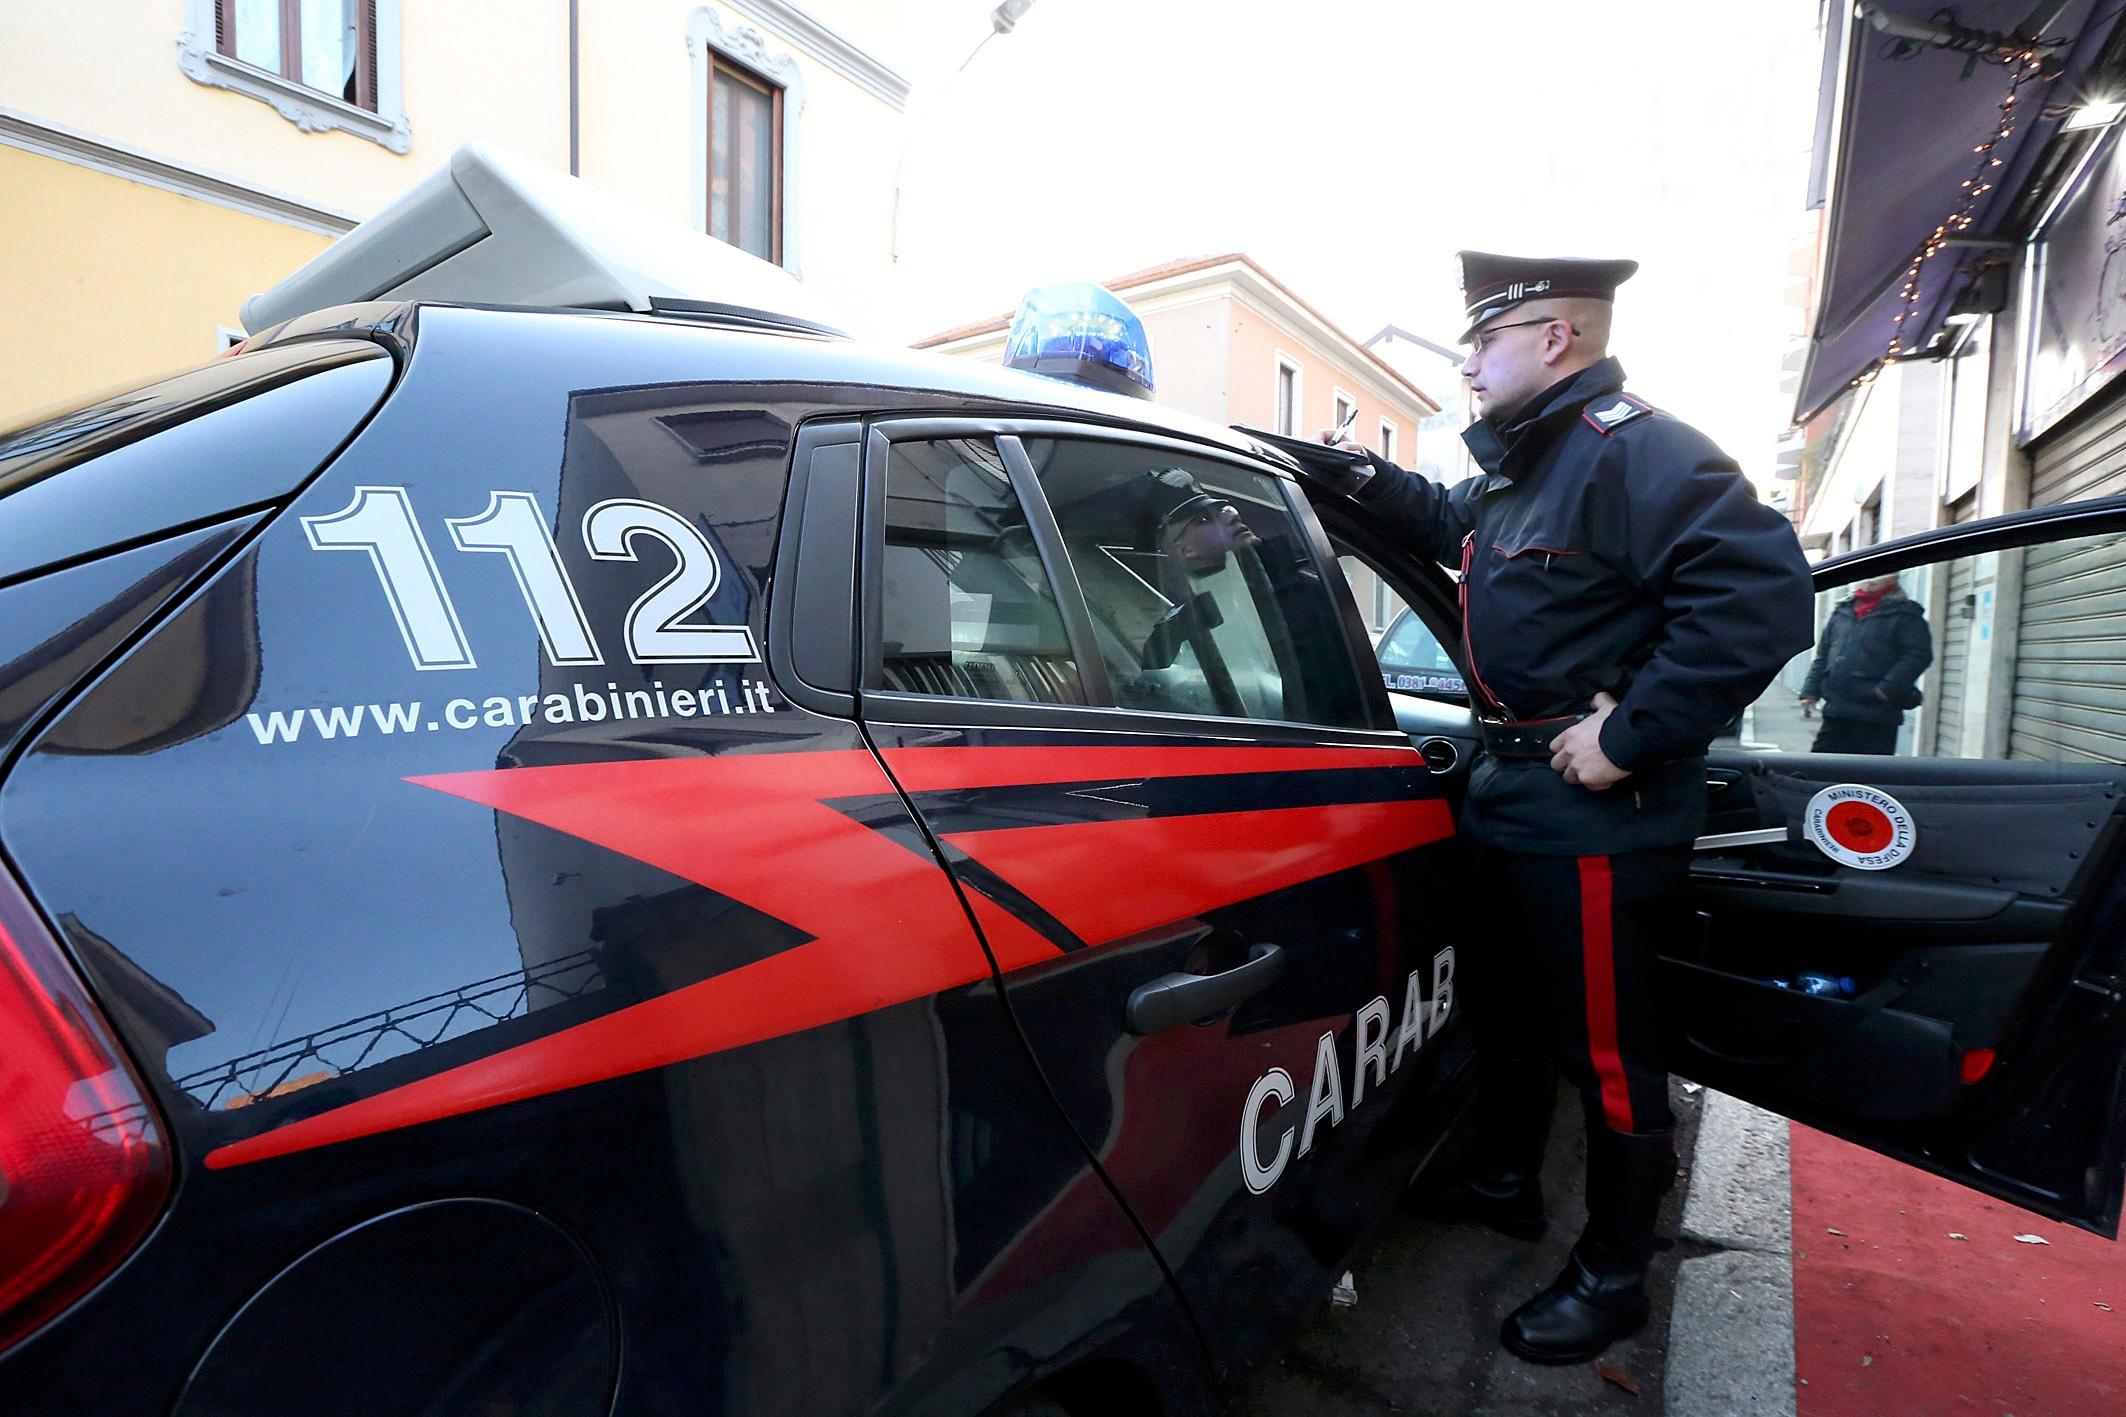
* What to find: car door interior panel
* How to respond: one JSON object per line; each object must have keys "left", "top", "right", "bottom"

{"left": 1308, "top": 470, "right": 2126, "bottom": 1238}
{"left": 1657, "top": 504, "right": 2126, "bottom": 1235}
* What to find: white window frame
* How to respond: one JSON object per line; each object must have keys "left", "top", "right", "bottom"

{"left": 1274, "top": 354, "right": 1303, "bottom": 436}
{"left": 177, "top": 1, "right": 410, "bottom": 154}
{"left": 1378, "top": 417, "right": 1398, "bottom": 463}
{"left": 1937, "top": 316, "right": 1992, "bottom": 507}
{"left": 688, "top": 7, "right": 805, "bottom": 279}
{"left": 1331, "top": 387, "right": 1356, "bottom": 436}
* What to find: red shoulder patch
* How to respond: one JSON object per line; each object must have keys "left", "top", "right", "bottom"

{"left": 1580, "top": 392, "right": 1654, "bottom": 436}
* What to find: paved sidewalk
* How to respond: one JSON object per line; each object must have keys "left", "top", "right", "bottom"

{"left": 1240, "top": 1079, "right": 1703, "bottom": 1415}
{"left": 1666, "top": 1090, "right": 1795, "bottom": 1416}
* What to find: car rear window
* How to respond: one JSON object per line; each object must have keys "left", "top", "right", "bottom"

{"left": 0, "top": 341, "right": 393, "bottom": 584}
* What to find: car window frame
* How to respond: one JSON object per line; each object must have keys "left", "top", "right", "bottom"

{"left": 1321, "top": 517, "right": 1471, "bottom": 709}
{"left": 856, "top": 415, "right": 1399, "bottom": 742}
{"left": 1738, "top": 496, "right": 2126, "bottom": 766}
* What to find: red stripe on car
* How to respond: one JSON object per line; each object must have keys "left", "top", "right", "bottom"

{"left": 206, "top": 743, "right": 1441, "bottom": 1169}
{"left": 943, "top": 800, "right": 1451, "bottom": 949}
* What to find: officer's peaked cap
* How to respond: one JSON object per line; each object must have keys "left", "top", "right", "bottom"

{"left": 1457, "top": 251, "right": 1639, "bottom": 343}
{"left": 1146, "top": 467, "right": 1226, "bottom": 532}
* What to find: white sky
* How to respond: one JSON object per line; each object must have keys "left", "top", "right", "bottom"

{"left": 887, "top": 0, "right": 1826, "bottom": 482}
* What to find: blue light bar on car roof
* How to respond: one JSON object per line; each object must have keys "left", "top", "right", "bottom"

{"left": 1002, "top": 282, "right": 1155, "bottom": 400}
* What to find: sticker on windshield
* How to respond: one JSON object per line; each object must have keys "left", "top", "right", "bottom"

{"left": 1803, "top": 783, "right": 1916, "bottom": 870}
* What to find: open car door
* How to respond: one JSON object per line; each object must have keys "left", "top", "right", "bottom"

{"left": 1276, "top": 423, "right": 2126, "bottom": 1240}
{"left": 1676, "top": 498, "right": 2126, "bottom": 1237}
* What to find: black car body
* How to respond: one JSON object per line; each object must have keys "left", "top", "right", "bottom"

{"left": 2, "top": 298, "right": 2123, "bottom": 1417}
{"left": 0, "top": 303, "right": 1472, "bottom": 1416}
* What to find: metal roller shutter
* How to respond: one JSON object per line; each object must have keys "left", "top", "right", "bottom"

{"left": 1932, "top": 495, "right": 1978, "bottom": 757}
{"left": 2011, "top": 382, "right": 2126, "bottom": 762}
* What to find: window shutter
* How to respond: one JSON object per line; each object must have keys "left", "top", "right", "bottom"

{"left": 362, "top": 0, "right": 379, "bottom": 110}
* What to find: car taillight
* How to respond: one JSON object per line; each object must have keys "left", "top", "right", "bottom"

{"left": 0, "top": 868, "right": 170, "bottom": 1354}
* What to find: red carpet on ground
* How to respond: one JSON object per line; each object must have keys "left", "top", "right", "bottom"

{"left": 1790, "top": 1124, "right": 2126, "bottom": 1416}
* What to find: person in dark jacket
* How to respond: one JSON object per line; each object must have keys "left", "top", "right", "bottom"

{"left": 1313, "top": 252, "right": 1814, "bottom": 1365}
{"left": 1799, "top": 574, "right": 1932, "bottom": 754}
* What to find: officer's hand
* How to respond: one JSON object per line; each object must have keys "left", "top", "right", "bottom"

{"left": 1549, "top": 691, "right": 1631, "bottom": 791}
{"left": 1799, "top": 696, "right": 1818, "bottom": 719}
{"left": 1298, "top": 431, "right": 1375, "bottom": 498}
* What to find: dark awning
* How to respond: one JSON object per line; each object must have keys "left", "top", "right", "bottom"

{"left": 1794, "top": 0, "right": 2125, "bottom": 424}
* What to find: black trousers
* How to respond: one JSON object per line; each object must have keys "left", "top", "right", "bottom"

{"left": 1465, "top": 844, "right": 1688, "bottom": 1140}
{"left": 1811, "top": 717, "right": 1900, "bottom": 755}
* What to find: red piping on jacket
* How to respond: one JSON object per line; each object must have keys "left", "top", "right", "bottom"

{"left": 1459, "top": 533, "right": 1513, "bottom": 717}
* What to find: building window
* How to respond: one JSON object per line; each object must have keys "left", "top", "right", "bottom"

{"left": 708, "top": 53, "right": 783, "bottom": 263}
{"left": 178, "top": 0, "right": 408, "bottom": 151}
{"left": 217, "top": 0, "right": 377, "bottom": 109}
{"left": 1275, "top": 358, "right": 1301, "bottom": 436}
{"left": 1332, "top": 389, "right": 1355, "bottom": 437}
{"left": 687, "top": 8, "right": 804, "bottom": 277}
{"left": 1379, "top": 418, "right": 1397, "bottom": 463}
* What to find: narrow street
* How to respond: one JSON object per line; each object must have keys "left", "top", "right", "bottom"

{"left": 1241, "top": 1081, "right": 1706, "bottom": 1416}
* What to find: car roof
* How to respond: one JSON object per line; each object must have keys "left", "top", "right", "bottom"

{"left": 250, "top": 299, "right": 1300, "bottom": 475}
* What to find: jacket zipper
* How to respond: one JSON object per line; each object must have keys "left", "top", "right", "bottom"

{"left": 1458, "top": 532, "right": 1515, "bottom": 718}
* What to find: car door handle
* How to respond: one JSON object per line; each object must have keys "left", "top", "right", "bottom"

{"left": 1125, "top": 943, "right": 1287, "bottom": 1036}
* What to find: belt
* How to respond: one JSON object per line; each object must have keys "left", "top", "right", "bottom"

{"left": 1478, "top": 713, "right": 1586, "bottom": 760}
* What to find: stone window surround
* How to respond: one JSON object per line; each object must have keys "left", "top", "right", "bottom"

{"left": 177, "top": 0, "right": 410, "bottom": 154}
{"left": 688, "top": 6, "right": 804, "bottom": 279}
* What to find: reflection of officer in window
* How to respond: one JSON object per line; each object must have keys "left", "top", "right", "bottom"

{"left": 1799, "top": 573, "right": 1932, "bottom": 755}
{"left": 1153, "top": 468, "right": 1259, "bottom": 576}
{"left": 1139, "top": 470, "right": 1259, "bottom": 704}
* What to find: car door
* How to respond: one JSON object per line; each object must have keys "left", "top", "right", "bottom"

{"left": 1674, "top": 500, "right": 2126, "bottom": 1238}
{"left": 1302, "top": 457, "right": 2126, "bottom": 1240}
{"left": 846, "top": 418, "right": 1473, "bottom": 1385}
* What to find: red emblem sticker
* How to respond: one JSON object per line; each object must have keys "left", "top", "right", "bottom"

{"left": 1804, "top": 783, "right": 1916, "bottom": 870}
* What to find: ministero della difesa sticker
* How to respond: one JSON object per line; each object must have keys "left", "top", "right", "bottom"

{"left": 1803, "top": 783, "right": 1918, "bottom": 870}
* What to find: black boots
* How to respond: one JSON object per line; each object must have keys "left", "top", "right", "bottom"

{"left": 1500, "top": 1126, "right": 1676, "bottom": 1365}
{"left": 1417, "top": 1058, "right": 1556, "bottom": 1239}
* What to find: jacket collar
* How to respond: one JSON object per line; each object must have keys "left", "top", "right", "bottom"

{"left": 1462, "top": 357, "right": 1628, "bottom": 478}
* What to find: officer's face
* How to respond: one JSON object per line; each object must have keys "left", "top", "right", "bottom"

{"left": 1166, "top": 504, "right": 1257, "bottom": 575}
{"left": 1461, "top": 314, "right": 1565, "bottom": 420}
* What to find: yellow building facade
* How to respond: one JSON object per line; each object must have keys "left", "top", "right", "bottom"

{"left": 0, "top": 1, "right": 917, "bottom": 422}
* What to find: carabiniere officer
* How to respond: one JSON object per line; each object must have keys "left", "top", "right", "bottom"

{"left": 1316, "top": 252, "right": 1814, "bottom": 1364}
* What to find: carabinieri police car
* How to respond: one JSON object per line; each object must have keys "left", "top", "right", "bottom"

{"left": 1, "top": 144, "right": 2121, "bottom": 1415}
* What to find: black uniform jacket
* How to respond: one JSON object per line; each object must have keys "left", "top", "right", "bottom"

{"left": 1800, "top": 590, "right": 1932, "bottom": 724}
{"left": 1352, "top": 358, "right": 1814, "bottom": 854}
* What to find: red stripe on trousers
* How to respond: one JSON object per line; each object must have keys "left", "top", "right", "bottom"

{"left": 1577, "top": 855, "right": 1634, "bottom": 1131}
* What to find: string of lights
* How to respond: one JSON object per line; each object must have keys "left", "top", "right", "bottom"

{"left": 1853, "top": 45, "right": 2058, "bottom": 389}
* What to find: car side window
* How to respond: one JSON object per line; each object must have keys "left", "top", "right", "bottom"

{"left": 1728, "top": 529, "right": 2126, "bottom": 762}
{"left": 1332, "top": 544, "right": 1467, "bottom": 700}
{"left": 876, "top": 437, "right": 1085, "bottom": 704}
{"left": 1021, "top": 437, "right": 1368, "bottom": 729}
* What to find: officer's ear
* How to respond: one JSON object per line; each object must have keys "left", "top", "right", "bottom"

{"left": 1539, "top": 318, "right": 1581, "bottom": 366}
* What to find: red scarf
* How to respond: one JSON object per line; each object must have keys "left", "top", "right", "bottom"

{"left": 1852, "top": 586, "right": 1890, "bottom": 620}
